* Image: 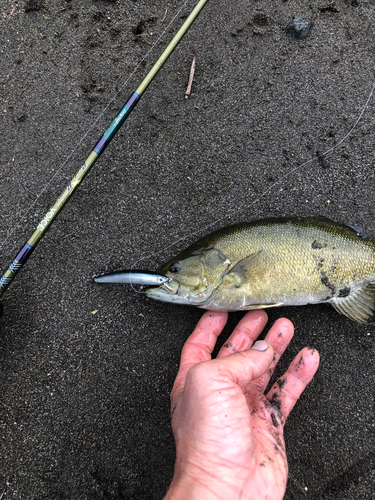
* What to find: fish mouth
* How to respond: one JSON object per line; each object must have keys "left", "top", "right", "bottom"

{"left": 144, "top": 279, "right": 190, "bottom": 305}
{"left": 144, "top": 278, "right": 215, "bottom": 306}
{"left": 145, "top": 278, "right": 179, "bottom": 296}
{"left": 144, "top": 277, "right": 220, "bottom": 306}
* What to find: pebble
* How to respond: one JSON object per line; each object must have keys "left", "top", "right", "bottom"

{"left": 286, "top": 17, "right": 313, "bottom": 40}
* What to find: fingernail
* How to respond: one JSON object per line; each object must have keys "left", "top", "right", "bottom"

{"left": 251, "top": 340, "right": 269, "bottom": 352}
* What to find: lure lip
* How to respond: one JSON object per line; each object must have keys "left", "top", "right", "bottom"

{"left": 93, "top": 269, "right": 174, "bottom": 287}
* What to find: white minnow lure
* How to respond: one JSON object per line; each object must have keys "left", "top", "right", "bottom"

{"left": 93, "top": 270, "right": 172, "bottom": 286}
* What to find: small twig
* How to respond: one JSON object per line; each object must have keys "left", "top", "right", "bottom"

{"left": 0, "top": 479, "right": 10, "bottom": 500}
{"left": 185, "top": 57, "right": 196, "bottom": 98}
{"left": 161, "top": 8, "right": 168, "bottom": 23}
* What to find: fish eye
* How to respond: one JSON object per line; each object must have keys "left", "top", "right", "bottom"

{"left": 170, "top": 264, "right": 182, "bottom": 274}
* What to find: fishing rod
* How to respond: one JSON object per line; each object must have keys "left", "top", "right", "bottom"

{"left": 0, "top": 0, "right": 209, "bottom": 315}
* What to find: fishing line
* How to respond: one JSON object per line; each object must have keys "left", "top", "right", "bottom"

{"left": 1, "top": 0, "right": 374, "bottom": 302}
{"left": 0, "top": 0, "right": 191, "bottom": 254}
{"left": 130, "top": 79, "right": 375, "bottom": 287}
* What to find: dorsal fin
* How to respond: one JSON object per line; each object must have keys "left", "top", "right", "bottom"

{"left": 344, "top": 224, "right": 369, "bottom": 240}
{"left": 315, "top": 216, "right": 369, "bottom": 239}
{"left": 331, "top": 283, "right": 375, "bottom": 323}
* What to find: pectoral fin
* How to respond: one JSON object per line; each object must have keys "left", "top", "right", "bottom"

{"left": 227, "top": 251, "right": 263, "bottom": 287}
{"left": 331, "top": 283, "right": 375, "bottom": 324}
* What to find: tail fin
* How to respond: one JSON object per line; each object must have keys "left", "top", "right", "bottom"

{"left": 331, "top": 283, "right": 375, "bottom": 323}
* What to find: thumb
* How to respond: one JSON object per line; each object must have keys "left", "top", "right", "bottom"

{"left": 215, "top": 340, "right": 274, "bottom": 388}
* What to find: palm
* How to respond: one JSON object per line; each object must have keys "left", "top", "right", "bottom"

{"left": 167, "top": 311, "right": 319, "bottom": 500}
{"left": 246, "top": 394, "right": 289, "bottom": 498}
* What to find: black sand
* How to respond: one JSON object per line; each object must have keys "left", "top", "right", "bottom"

{"left": 1, "top": 0, "right": 374, "bottom": 498}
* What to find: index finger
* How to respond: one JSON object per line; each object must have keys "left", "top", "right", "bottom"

{"left": 216, "top": 310, "right": 268, "bottom": 357}
{"left": 170, "top": 311, "right": 228, "bottom": 404}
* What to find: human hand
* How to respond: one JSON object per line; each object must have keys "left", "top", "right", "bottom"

{"left": 164, "top": 310, "right": 320, "bottom": 500}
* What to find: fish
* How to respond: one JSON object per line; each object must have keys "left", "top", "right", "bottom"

{"left": 143, "top": 217, "right": 375, "bottom": 324}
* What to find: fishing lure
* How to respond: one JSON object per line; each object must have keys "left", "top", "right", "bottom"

{"left": 94, "top": 270, "right": 173, "bottom": 286}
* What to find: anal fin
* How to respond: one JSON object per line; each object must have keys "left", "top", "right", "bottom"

{"left": 331, "top": 283, "right": 375, "bottom": 324}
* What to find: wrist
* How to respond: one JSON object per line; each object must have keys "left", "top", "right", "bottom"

{"left": 164, "top": 466, "right": 246, "bottom": 500}
{"left": 164, "top": 476, "right": 236, "bottom": 500}
{"left": 164, "top": 476, "right": 218, "bottom": 500}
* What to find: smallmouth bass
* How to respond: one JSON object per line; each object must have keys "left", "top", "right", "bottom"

{"left": 145, "top": 217, "right": 375, "bottom": 324}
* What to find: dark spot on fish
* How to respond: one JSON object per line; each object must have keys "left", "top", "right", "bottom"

{"left": 320, "top": 271, "right": 336, "bottom": 294}
{"left": 316, "top": 258, "right": 324, "bottom": 269}
{"left": 319, "top": 295, "right": 331, "bottom": 303}
{"left": 277, "top": 378, "right": 287, "bottom": 388}
{"left": 312, "top": 240, "right": 323, "bottom": 249}
{"left": 271, "top": 413, "right": 279, "bottom": 427}
{"left": 260, "top": 462, "right": 266, "bottom": 467}
{"left": 307, "top": 346, "right": 316, "bottom": 353}
{"left": 171, "top": 404, "right": 178, "bottom": 416}
{"left": 278, "top": 331, "right": 283, "bottom": 337}
{"left": 339, "top": 287, "right": 350, "bottom": 298}
{"left": 273, "top": 354, "right": 276, "bottom": 361}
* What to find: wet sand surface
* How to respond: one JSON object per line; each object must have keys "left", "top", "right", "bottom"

{"left": 0, "top": 0, "right": 374, "bottom": 498}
